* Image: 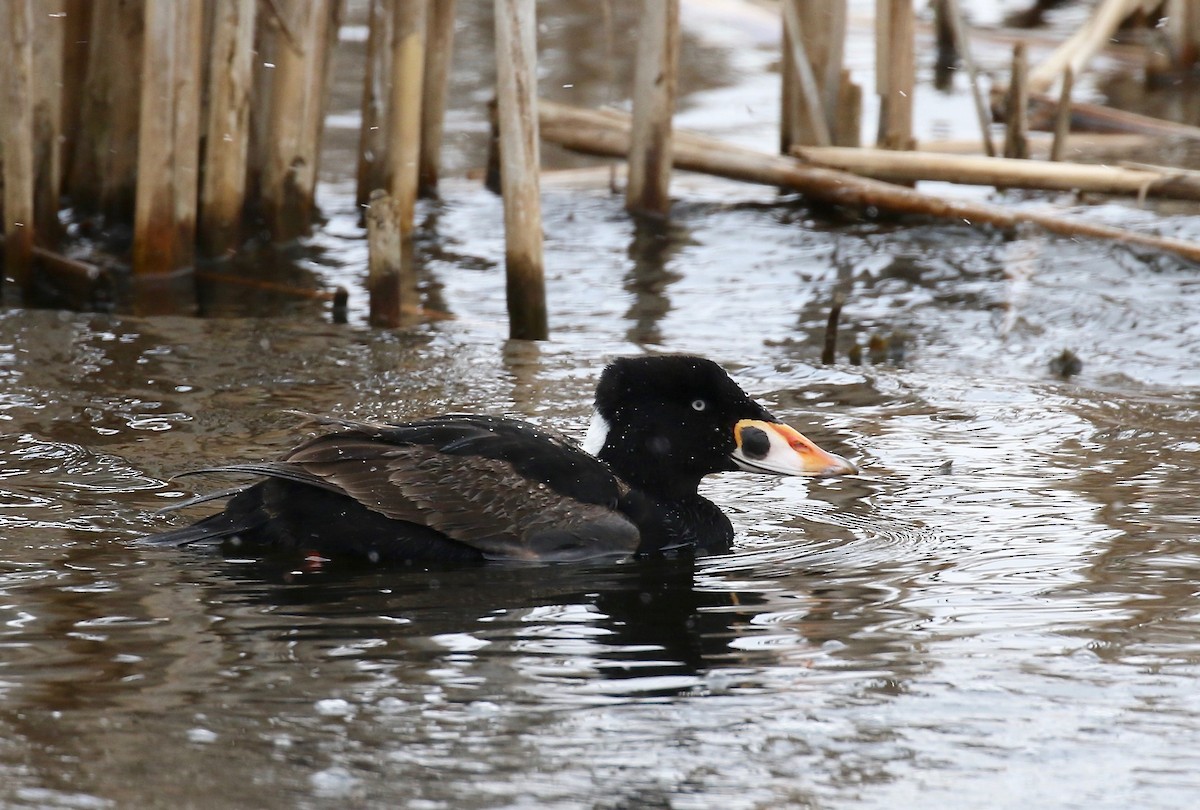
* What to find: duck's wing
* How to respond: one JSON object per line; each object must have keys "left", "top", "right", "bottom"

{"left": 189, "top": 415, "right": 641, "bottom": 561}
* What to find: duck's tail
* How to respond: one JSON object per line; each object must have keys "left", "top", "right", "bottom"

{"left": 141, "top": 485, "right": 267, "bottom": 547}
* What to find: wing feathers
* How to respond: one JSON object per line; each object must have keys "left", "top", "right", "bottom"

{"left": 174, "top": 416, "right": 641, "bottom": 559}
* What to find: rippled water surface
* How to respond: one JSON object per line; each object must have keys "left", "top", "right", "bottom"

{"left": 4, "top": 3, "right": 1200, "bottom": 808}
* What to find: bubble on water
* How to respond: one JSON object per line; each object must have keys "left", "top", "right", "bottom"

{"left": 186, "top": 727, "right": 218, "bottom": 744}
{"left": 314, "top": 698, "right": 354, "bottom": 717}
{"left": 310, "top": 766, "right": 359, "bottom": 798}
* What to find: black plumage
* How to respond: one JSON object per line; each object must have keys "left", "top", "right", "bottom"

{"left": 145, "top": 355, "right": 855, "bottom": 563}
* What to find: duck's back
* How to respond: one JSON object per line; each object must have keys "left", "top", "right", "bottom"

{"left": 148, "top": 415, "right": 644, "bottom": 563}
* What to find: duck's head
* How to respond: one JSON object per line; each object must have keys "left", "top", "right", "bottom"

{"left": 583, "top": 355, "right": 856, "bottom": 499}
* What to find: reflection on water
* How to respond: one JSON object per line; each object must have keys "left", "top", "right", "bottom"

{"left": 3, "top": 217, "right": 1200, "bottom": 805}
{"left": 3, "top": 3, "right": 1200, "bottom": 808}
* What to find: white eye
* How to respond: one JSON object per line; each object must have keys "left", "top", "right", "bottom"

{"left": 691, "top": 399, "right": 707, "bottom": 412}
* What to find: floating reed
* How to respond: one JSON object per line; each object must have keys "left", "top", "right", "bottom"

{"left": 537, "top": 99, "right": 1200, "bottom": 264}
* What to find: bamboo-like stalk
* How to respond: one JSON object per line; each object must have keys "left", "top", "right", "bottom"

{"left": 835, "top": 69, "right": 862, "bottom": 148}
{"left": 780, "top": 0, "right": 832, "bottom": 148}
{"left": 537, "top": 99, "right": 1200, "bottom": 264}
{"left": 2, "top": 0, "right": 35, "bottom": 299}
{"left": 942, "top": 0, "right": 995, "bottom": 157}
{"left": 31, "top": 6, "right": 64, "bottom": 250}
{"left": 58, "top": 0, "right": 92, "bottom": 199}
{"left": 32, "top": 246, "right": 113, "bottom": 311}
{"left": 68, "top": 0, "right": 143, "bottom": 221}
{"left": 1027, "top": 94, "right": 1200, "bottom": 139}
{"left": 366, "top": 190, "right": 404, "bottom": 327}
{"left": 626, "top": 0, "right": 680, "bottom": 218}
{"left": 876, "top": 0, "right": 915, "bottom": 150}
{"left": 1049, "top": 67, "right": 1074, "bottom": 162}
{"left": 1004, "top": 42, "right": 1029, "bottom": 159}
{"left": 1165, "top": 0, "right": 1200, "bottom": 71}
{"left": 133, "top": 0, "right": 202, "bottom": 287}
{"left": 494, "top": 0, "right": 547, "bottom": 341}
{"left": 418, "top": 0, "right": 456, "bottom": 197}
{"left": 791, "top": 144, "right": 1200, "bottom": 200}
{"left": 356, "top": 0, "right": 392, "bottom": 210}
{"left": 1027, "top": 0, "right": 1154, "bottom": 95}
{"left": 260, "top": 0, "right": 339, "bottom": 242}
{"left": 199, "top": 0, "right": 255, "bottom": 258}
{"left": 384, "top": 0, "right": 427, "bottom": 237}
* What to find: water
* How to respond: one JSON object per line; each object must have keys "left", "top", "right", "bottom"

{"left": 4, "top": 2, "right": 1200, "bottom": 808}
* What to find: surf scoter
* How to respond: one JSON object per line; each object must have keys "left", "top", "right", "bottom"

{"left": 145, "top": 355, "right": 856, "bottom": 562}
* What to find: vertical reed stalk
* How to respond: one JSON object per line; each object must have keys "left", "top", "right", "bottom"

{"left": 626, "top": 0, "right": 680, "bottom": 218}
{"left": 419, "top": 0, "right": 456, "bottom": 197}
{"left": 31, "top": 8, "right": 65, "bottom": 250}
{"left": 133, "top": 0, "right": 202, "bottom": 288}
{"left": 781, "top": 0, "right": 841, "bottom": 149}
{"left": 58, "top": 0, "right": 92, "bottom": 196}
{"left": 260, "top": 0, "right": 339, "bottom": 242}
{"left": 385, "top": 0, "right": 427, "bottom": 238}
{"left": 2, "top": 0, "right": 35, "bottom": 300}
{"left": 366, "top": 190, "right": 405, "bottom": 327}
{"left": 875, "top": 0, "right": 915, "bottom": 150}
{"left": 1050, "top": 67, "right": 1074, "bottom": 162}
{"left": 1004, "top": 42, "right": 1030, "bottom": 160}
{"left": 356, "top": 0, "right": 393, "bottom": 209}
{"left": 942, "top": 0, "right": 995, "bottom": 157}
{"left": 69, "top": 0, "right": 144, "bottom": 222}
{"left": 494, "top": 0, "right": 547, "bottom": 340}
{"left": 199, "top": 0, "right": 255, "bottom": 258}
{"left": 1165, "top": 0, "right": 1200, "bottom": 71}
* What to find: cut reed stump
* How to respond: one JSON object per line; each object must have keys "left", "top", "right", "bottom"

{"left": 419, "top": 0, "right": 456, "bottom": 197}
{"left": 1049, "top": 67, "right": 1074, "bottom": 163}
{"left": 366, "top": 190, "right": 406, "bottom": 328}
{"left": 385, "top": 0, "right": 427, "bottom": 237}
{"left": 58, "top": 0, "right": 91, "bottom": 196}
{"left": 537, "top": 100, "right": 1200, "bottom": 264}
{"left": 356, "top": 0, "right": 393, "bottom": 210}
{"left": 2, "top": 0, "right": 35, "bottom": 301}
{"left": 1003, "top": 43, "right": 1030, "bottom": 160}
{"left": 780, "top": 0, "right": 833, "bottom": 149}
{"left": 67, "top": 0, "right": 143, "bottom": 222}
{"left": 31, "top": 6, "right": 65, "bottom": 252}
{"left": 259, "top": 0, "right": 340, "bottom": 242}
{"left": 132, "top": 0, "right": 202, "bottom": 311}
{"left": 1161, "top": 0, "right": 1200, "bottom": 74}
{"left": 198, "top": 0, "right": 255, "bottom": 259}
{"left": 626, "top": 0, "right": 680, "bottom": 218}
{"left": 875, "top": 0, "right": 915, "bottom": 150}
{"left": 494, "top": 0, "right": 548, "bottom": 341}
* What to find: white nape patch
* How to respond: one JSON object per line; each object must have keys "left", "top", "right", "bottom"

{"left": 582, "top": 411, "right": 610, "bottom": 456}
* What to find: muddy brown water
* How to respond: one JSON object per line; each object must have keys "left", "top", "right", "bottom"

{"left": 3, "top": 3, "right": 1200, "bottom": 808}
